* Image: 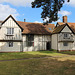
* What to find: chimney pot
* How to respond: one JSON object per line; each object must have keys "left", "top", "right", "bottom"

{"left": 63, "top": 16, "right": 67, "bottom": 23}
{"left": 24, "top": 19, "right": 25, "bottom": 22}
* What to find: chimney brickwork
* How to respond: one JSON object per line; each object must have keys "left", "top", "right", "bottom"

{"left": 63, "top": 16, "right": 67, "bottom": 23}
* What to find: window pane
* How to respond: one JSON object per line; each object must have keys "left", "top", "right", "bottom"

{"left": 9, "top": 42, "right": 13, "bottom": 47}
{"left": 7, "top": 28, "right": 11, "bottom": 34}
{"left": 26, "top": 35, "right": 34, "bottom": 46}
{"left": 64, "top": 33, "right": 69, "bottom": 38}
{"left": 12, "top": 28, "right": 14, "bottom": 34}
{"left": 7, "top": 28, "right": 14, "bottom": 34}
{"left": 63, "top": 42, "right": 68, "bottom": 46}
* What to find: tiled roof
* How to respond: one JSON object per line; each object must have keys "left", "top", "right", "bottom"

{"left": 0, "top": 18, "right": 55, "bottom": 35}
{"left": 57, "top": 22, "right": 65, "bottom": 25}
{"left": 57, "top": 22, "right": 75, "bottom": 33}
{"left": 17, "top": 21, "right": 55, "bottom": 34}
{"left": 67, "top": 23, "right": 75, "bottom": 33}
{"left": 52, "top": 24, "right": 65, "bottom": 34}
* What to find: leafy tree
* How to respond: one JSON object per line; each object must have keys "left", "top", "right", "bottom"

{"left": 32, "top": 0, "right": 70, "bottom": 24}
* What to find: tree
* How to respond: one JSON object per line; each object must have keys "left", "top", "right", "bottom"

{"left": 32, "top": 0, "right": 70, "bottom": 24}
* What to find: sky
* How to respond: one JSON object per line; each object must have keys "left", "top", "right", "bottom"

{"left": 0, "top": 0, "right": 75, "bottom": 24}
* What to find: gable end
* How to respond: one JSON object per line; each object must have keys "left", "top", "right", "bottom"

{"left": 59, "top": 23, "right": 74, "bottom": 34}
{"left": 1, "top": 15, "right": 23, "bottom": 31}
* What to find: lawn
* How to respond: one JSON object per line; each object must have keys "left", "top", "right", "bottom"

{"left": 0, "top": 58, "right": 75, "bottom": 75}
{"left": 0, "top": 51, "right": 75, "bottom": 75}
{"left": 0, "top": 50, "right": 64, "bottom": 60}
{"left": 60, "top": 51, "right": 75, "bottom": 55}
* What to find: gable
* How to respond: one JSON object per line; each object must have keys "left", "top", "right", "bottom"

{"left": 1, "top": 15, "right": 23, "bottom": 31}
{"left": 2, "top": 17, "right": 19, "bottom": 28}
{"left": 52, "top": 23, "right": 74, "bottom": 34}
{"left": 61, "top": 25, "right": 72, "bottom": 33}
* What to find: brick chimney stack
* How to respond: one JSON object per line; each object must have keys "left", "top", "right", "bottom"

{"left": 63, "top": 16, "right": 67, "bottom": 23}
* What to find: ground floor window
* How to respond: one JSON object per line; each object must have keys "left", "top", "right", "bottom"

{"left": 7, "top": 42, "right": 13, "bottom": 47}
{"left": 63, "top": 42, "right": 68, "bottom": 46}
{"left": 26, "top": 35, "right": 34, "bottom": 47}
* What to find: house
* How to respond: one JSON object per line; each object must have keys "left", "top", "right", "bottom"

{"left": 0, "top": 15, "right": 75, "bottom": 52}
{"left": 52, "top": 16, "right": 75, "bottom": 51}
{"left": 0, "top": 15, "right": 55, "bottom": 52}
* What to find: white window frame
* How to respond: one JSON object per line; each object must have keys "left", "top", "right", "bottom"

{"left": 64, "top": 33, "right": 69, "bottom": 39}
{"left": 7, "top": 28, "right": 14, "bottom": 35}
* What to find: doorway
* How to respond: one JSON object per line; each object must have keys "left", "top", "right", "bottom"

{"left": 46, "top": 42, "right": 51, "bottom": 50}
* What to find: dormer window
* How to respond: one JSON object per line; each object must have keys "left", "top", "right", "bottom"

{"left": 7, "top": 28, "right": 14, "bottom": 35}
{"left": 49, "top": 28, "right": 51, "bottom": 30}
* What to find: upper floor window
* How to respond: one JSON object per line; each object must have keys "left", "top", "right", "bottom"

{"left": 64, "top": 33, "right": 69, "bottom": 38}
{"left": 7, "top": 28, "right": 14, "bottom": 35}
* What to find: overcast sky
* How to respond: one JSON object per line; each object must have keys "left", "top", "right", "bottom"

{"left": 0, "top": 0, "right": 75, "bottom": 24}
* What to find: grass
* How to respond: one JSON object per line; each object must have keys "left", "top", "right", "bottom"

{"left": 0, "top": 50, "right": 75, "bottom": 75}
{"left": 0, "top": 50, "right": 75, "bottom": 60}
{"left": 61, "top": 51, "right": 75, "bottom": 55}
{"left": 0, "top": 52, "right": 47, "bottom": 60}
{"left": 0, "top": 50, "right": 65, "bottom": 60}
{"left": 0, "top": 58, "right": 75, "bottom": 75}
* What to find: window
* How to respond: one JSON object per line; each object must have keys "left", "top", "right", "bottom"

{"left": 8, "top": 42, "right": 13, "bottom": 47}
{"left": 64, "top": 33, "right": 69, "bottom": 38}
{"left": 7, "top": 28, "right": 14, "bottom": 35}
{"left": 26, "top": 35, "right": 34, "bottom": 47}
{"left": 63, "top": 42, "right": 68, "bottom": 46}
{"left": 49, "top": 28, "right": 51, "bottom": 30}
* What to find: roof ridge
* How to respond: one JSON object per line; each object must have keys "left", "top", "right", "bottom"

{"left": 17, "top": 21, "right": 54, "bottom": 25}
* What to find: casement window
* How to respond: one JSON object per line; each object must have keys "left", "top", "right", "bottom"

{"left": 64, "top": 33, "right": 69, "bottom": 38}
{"left": 63, "top": 42, "right": 68, "bottom": 46}
{"left": 7, "top": 42, "right": 13, "bottom": 47}
{"left": 26, "top": 35, "right": 34, "bottom": 47}
{"left": 7, "top": 28, "right": 14, "bottom": 35}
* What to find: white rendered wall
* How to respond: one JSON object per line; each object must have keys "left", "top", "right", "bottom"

{"left": 51, "top": 34, "right": 58, "bottom": 50}
{"left": 0, "top": 17, "right": 22, "bottom": 52}
{"left": 23, "top": 35, "right": 51, "bottom": 52}
{"left": 0, "top": 17, "right": 22, "bottom": 40}
{"left": 58, "top": 42, "right": 73, "bottom": 50}
{"left": 58, "top": 25, "right": 74, "bottom": 51}
{"left": 0, "top": 42, "right": 22, "bottom": 52}
{"left": 61, "top": 26, "right": 72, "bottom": 33}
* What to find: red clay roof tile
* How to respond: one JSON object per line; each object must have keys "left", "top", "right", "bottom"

{"left": 17, "top": 21, "right": 55, "bottom": 34}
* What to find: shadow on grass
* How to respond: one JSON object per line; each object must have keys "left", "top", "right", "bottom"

{"left": 38, "top": 50, "right": 58, "bottom": 54}
{"left": 60, "top": 51, "right": 75, "bottom": 55}
{"left": 0, "top": 56, "right": 75, "bottom": 75}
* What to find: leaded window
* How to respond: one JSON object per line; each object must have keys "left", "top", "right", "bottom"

{"left": 7, "top": 42, "right": 13, "bottom": 47}
{"left": 26, "top": 35, "right": 34, "bottom": 47}
{"left": 7, "top": 28, "right": 14, "bottom": 35}
{"left": 63, "top": 42, "right": 68, "bottom": 46}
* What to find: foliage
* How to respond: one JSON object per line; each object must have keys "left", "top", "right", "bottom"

{"left": 32, "top": 0, "right": 70, "bottom": 24}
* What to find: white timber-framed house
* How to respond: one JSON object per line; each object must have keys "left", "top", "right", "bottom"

{"left": 0, "top": 15, "right": 54, "bottom": 52}
{"left": 0, "top": 15, "right": 75, "bottom": 52}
